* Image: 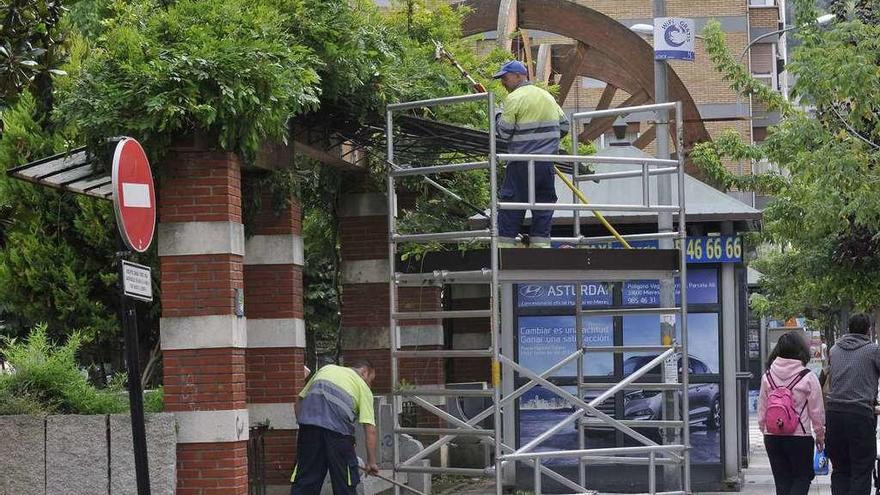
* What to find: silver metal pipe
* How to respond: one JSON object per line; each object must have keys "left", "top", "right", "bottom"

{"left": 392, "top": 349, "right": 492, "bottom": 358}
{"left": 649, "top": 452, "right": 657, "bottom": 495}
{"left": 582, "top": 345, "right": 676, "bottom": 353}
{"left": 575, "top": 281, "right": 586, "bottom": 488}
{"left": 580, "top": 420, "right": 685, "bottom": 429}
{"left": 386, "top": 92, "right": 488, "bottom": 111}
{"left": 501, "top": 356, "right": 677, "bottom": 460}
{"left": 497, "top": 153, "right": 678, "bottom": 166}
{"left": 676, "top": 100, "right": 691, "bottom": 494}
{"left": 579, "top": 456, "right": 678, "bottom": 466}
{"left": 527, "top": 160, "right": 536, "bottom": 206}
{"left": 579, "top": 382, "right": 683, "bottom": 392}
{"left": 394, "top": 269, "right": 492, "bottom": 285}
{"left": 572, "top": 231, "right": 680, "bottom": 244}
{"left": 587, "top": 348, "right": 675, "bottom": 408}
{"left": 488, "top": 91, "right": 503, "bottom": 495}
{"left": 534, "top": 459, "right": 542, "bottom": 495}
{"left": 391, "top": 230, "right": 490, "bottom": 243}
{"left": 500, "top": 445, "right": 686, "bottom": 461}
{"left": 572, "top": 128, "right": 581, "bottom": 239}
{"left": 395, "top": 465, "right": 491, "bottom": 476}
{"left": 407, "top": 397, "right": 476, "bottom": 431}
{"left": 401, "top": 349, "right": 584, "bottom": 467}
{"left": 498, "top": 202, "right": 680, "bottom": 212}
{"left": 391, "top": 161, "right": 490, "bottom": 177}
{"left": 575, "top": 307, "right": 682, "bottom": 317}
{"left": 392, "top": 309, "right": 490, "bottom": 320}
{"left": 397, "top": 388, "right": 494, "bottom": 398}
{"left": 576, "top": 166, "right": 678, "bottom": 183}
{"left": 386, "top": 106, "right": 402, "bottom": 495}
{"left": 570, "top": 102, "right": 677, "bottom": 120}
{"left": 642, "top": 163, "right": 650, "bottom": 206}
{"left": 394, "top": 427, "right": 494, "bottom": 437}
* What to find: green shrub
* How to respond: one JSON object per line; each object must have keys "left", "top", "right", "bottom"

{"left": 0, "top": 324, "right": 128, "bottom": 415}
{"left": 144, "top": 387, "right": 164, "bottom": 413}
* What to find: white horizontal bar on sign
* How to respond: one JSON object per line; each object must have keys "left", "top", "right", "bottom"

{"left": 392, "top": 309, "right": 490, "bottom": 320}
{"left": 391, "top": 161, "right": 489, "bottom": 177}
{"left": 498, "top": 202, "right": 680, "bottom": 212}
{"left": 496, "top": 153, "right": 678, "bottom": 166}
{"left": 392, "top": 349, "right": 492, "bottom": 358}
{"left": 387, "top": 92, "right": 488, "bottom": 111}
{"left": 392, "top": 230, "right": 490, "bottom": 243}
{"left": 571, "top": 102, "right": 677, "bottom": 121}
{"left": 395, "top": 388, "right": 494, "bottom": 398}
{"left": 575, "top": 166, "right": 679, "bottom": 182}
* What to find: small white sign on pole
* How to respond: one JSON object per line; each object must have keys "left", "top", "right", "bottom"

{"left": 654, "top": 17, "right": 696, "bottom": 62}
{"left": 122, "top": 260, "right": 153, "bottom": 302}
{"left": 664, "top": 355, "right": 679, "bottom": 384}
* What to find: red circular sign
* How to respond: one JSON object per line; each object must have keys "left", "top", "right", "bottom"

{"left": 112, "top": 138, "right": 156, "bottom": 253}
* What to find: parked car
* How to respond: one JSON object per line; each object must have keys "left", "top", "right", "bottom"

{"left": 583, "top": 355, "right": 721, "bottom": 433}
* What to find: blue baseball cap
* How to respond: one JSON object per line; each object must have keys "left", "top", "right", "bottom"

{"left": 492, "top": 60, "right": 528, "bottom": 79}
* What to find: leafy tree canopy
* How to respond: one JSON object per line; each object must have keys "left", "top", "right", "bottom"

{"left": 695, "top": 0, "right": 880, "bottom": 319}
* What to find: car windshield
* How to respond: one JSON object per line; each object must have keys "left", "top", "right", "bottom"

{"left": 622, "top": 355, "right": 658, "bottom": 375}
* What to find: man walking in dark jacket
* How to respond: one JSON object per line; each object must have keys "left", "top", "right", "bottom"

{"left": 826, "top": 313, "right": 880, "bottom": 495}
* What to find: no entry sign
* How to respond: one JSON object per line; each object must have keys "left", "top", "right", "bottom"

{"left": 112, "top": 138, "right": 156, "bottom": 252}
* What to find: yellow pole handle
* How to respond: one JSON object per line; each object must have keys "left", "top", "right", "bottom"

{"left": 553, "top": 167, "right": 632, "bottom": 249}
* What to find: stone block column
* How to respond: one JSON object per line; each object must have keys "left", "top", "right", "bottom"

{"left": 338, "top": 192, "right": 445, "bottom": 427}
{"left": 243, "top": 188, "right": 305, "bottom": 495}
{"left": 158, "top": 147, "right": 248, "bottom": 495}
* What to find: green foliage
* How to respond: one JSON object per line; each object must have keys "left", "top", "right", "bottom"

{"left": 143, "top": 386, "right": 163, "bottom": 413}
{"left": 697, "top": 0, "right": 880, "bottom": 317}
{"left": 0, "top": 94, "right": 123, "bottom": 352}
{"left": 54, "top": 0, "right": 322, "bottom": 163}
{"left": 0, "top": 324, "right": 128, "bottom": 415}
{"left": 0, "top": 0, "right": 69, "bottom": 117}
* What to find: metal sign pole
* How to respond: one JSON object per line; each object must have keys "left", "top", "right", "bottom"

{"left": 117, "top": 243, "right": 152, "bottom": 495}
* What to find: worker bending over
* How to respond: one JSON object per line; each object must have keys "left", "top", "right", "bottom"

{"left": 493, "top": 60, "right": 570, "bottom": 247}
{"left": 291, "top": 360, "right": 379, "bottom": 495}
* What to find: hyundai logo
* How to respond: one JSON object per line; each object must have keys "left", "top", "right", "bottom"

{"left": 519, "top": 285, "right": 544, "bottom": 298}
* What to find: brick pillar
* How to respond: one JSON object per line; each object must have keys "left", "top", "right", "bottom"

{"left": 243, "top": 187, "right": 305, "bottom": 495}
{"left": 158, "top": 146, "right": 248, "bottom": 495}
{"left": 338, "top": 193, "right": 445, "bottom": 408}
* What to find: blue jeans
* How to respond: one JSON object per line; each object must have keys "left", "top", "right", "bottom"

{"left": 498, "top": 160, "right": 557, "bottom": 242}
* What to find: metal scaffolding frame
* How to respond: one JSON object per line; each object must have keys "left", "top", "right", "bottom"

{"left": 385, "top": 93, "right": 690, "bottom": 495}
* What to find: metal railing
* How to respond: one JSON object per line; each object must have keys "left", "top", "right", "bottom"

{"left": 385, "top": 94, "right": 690, "bottom": 495}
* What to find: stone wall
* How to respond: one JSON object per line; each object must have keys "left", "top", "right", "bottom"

{"left": 0, "top": 414, "right": 176, "bottom": 495}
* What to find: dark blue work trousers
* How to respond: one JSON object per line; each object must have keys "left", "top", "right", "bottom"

{"left": 290, "top": 425, "right": 359, "bottom": 495}
{"left": 498, "top": 160, "right": 557, "bottom": 242}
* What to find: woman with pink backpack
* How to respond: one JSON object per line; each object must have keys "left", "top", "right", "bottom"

{"left": 757, "top": 331, "right": 826, "bottom": 495}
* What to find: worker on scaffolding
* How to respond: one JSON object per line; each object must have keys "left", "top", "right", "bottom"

{"left": 493, "top": 60, "right": 570, "bottom": 248}
{"left": 290, "top": 360, "right": 379, "bottom": 495}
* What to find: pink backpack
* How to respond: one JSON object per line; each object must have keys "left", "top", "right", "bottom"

{"left": 764, "top": 368, "right": 810, "bottom": 435}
